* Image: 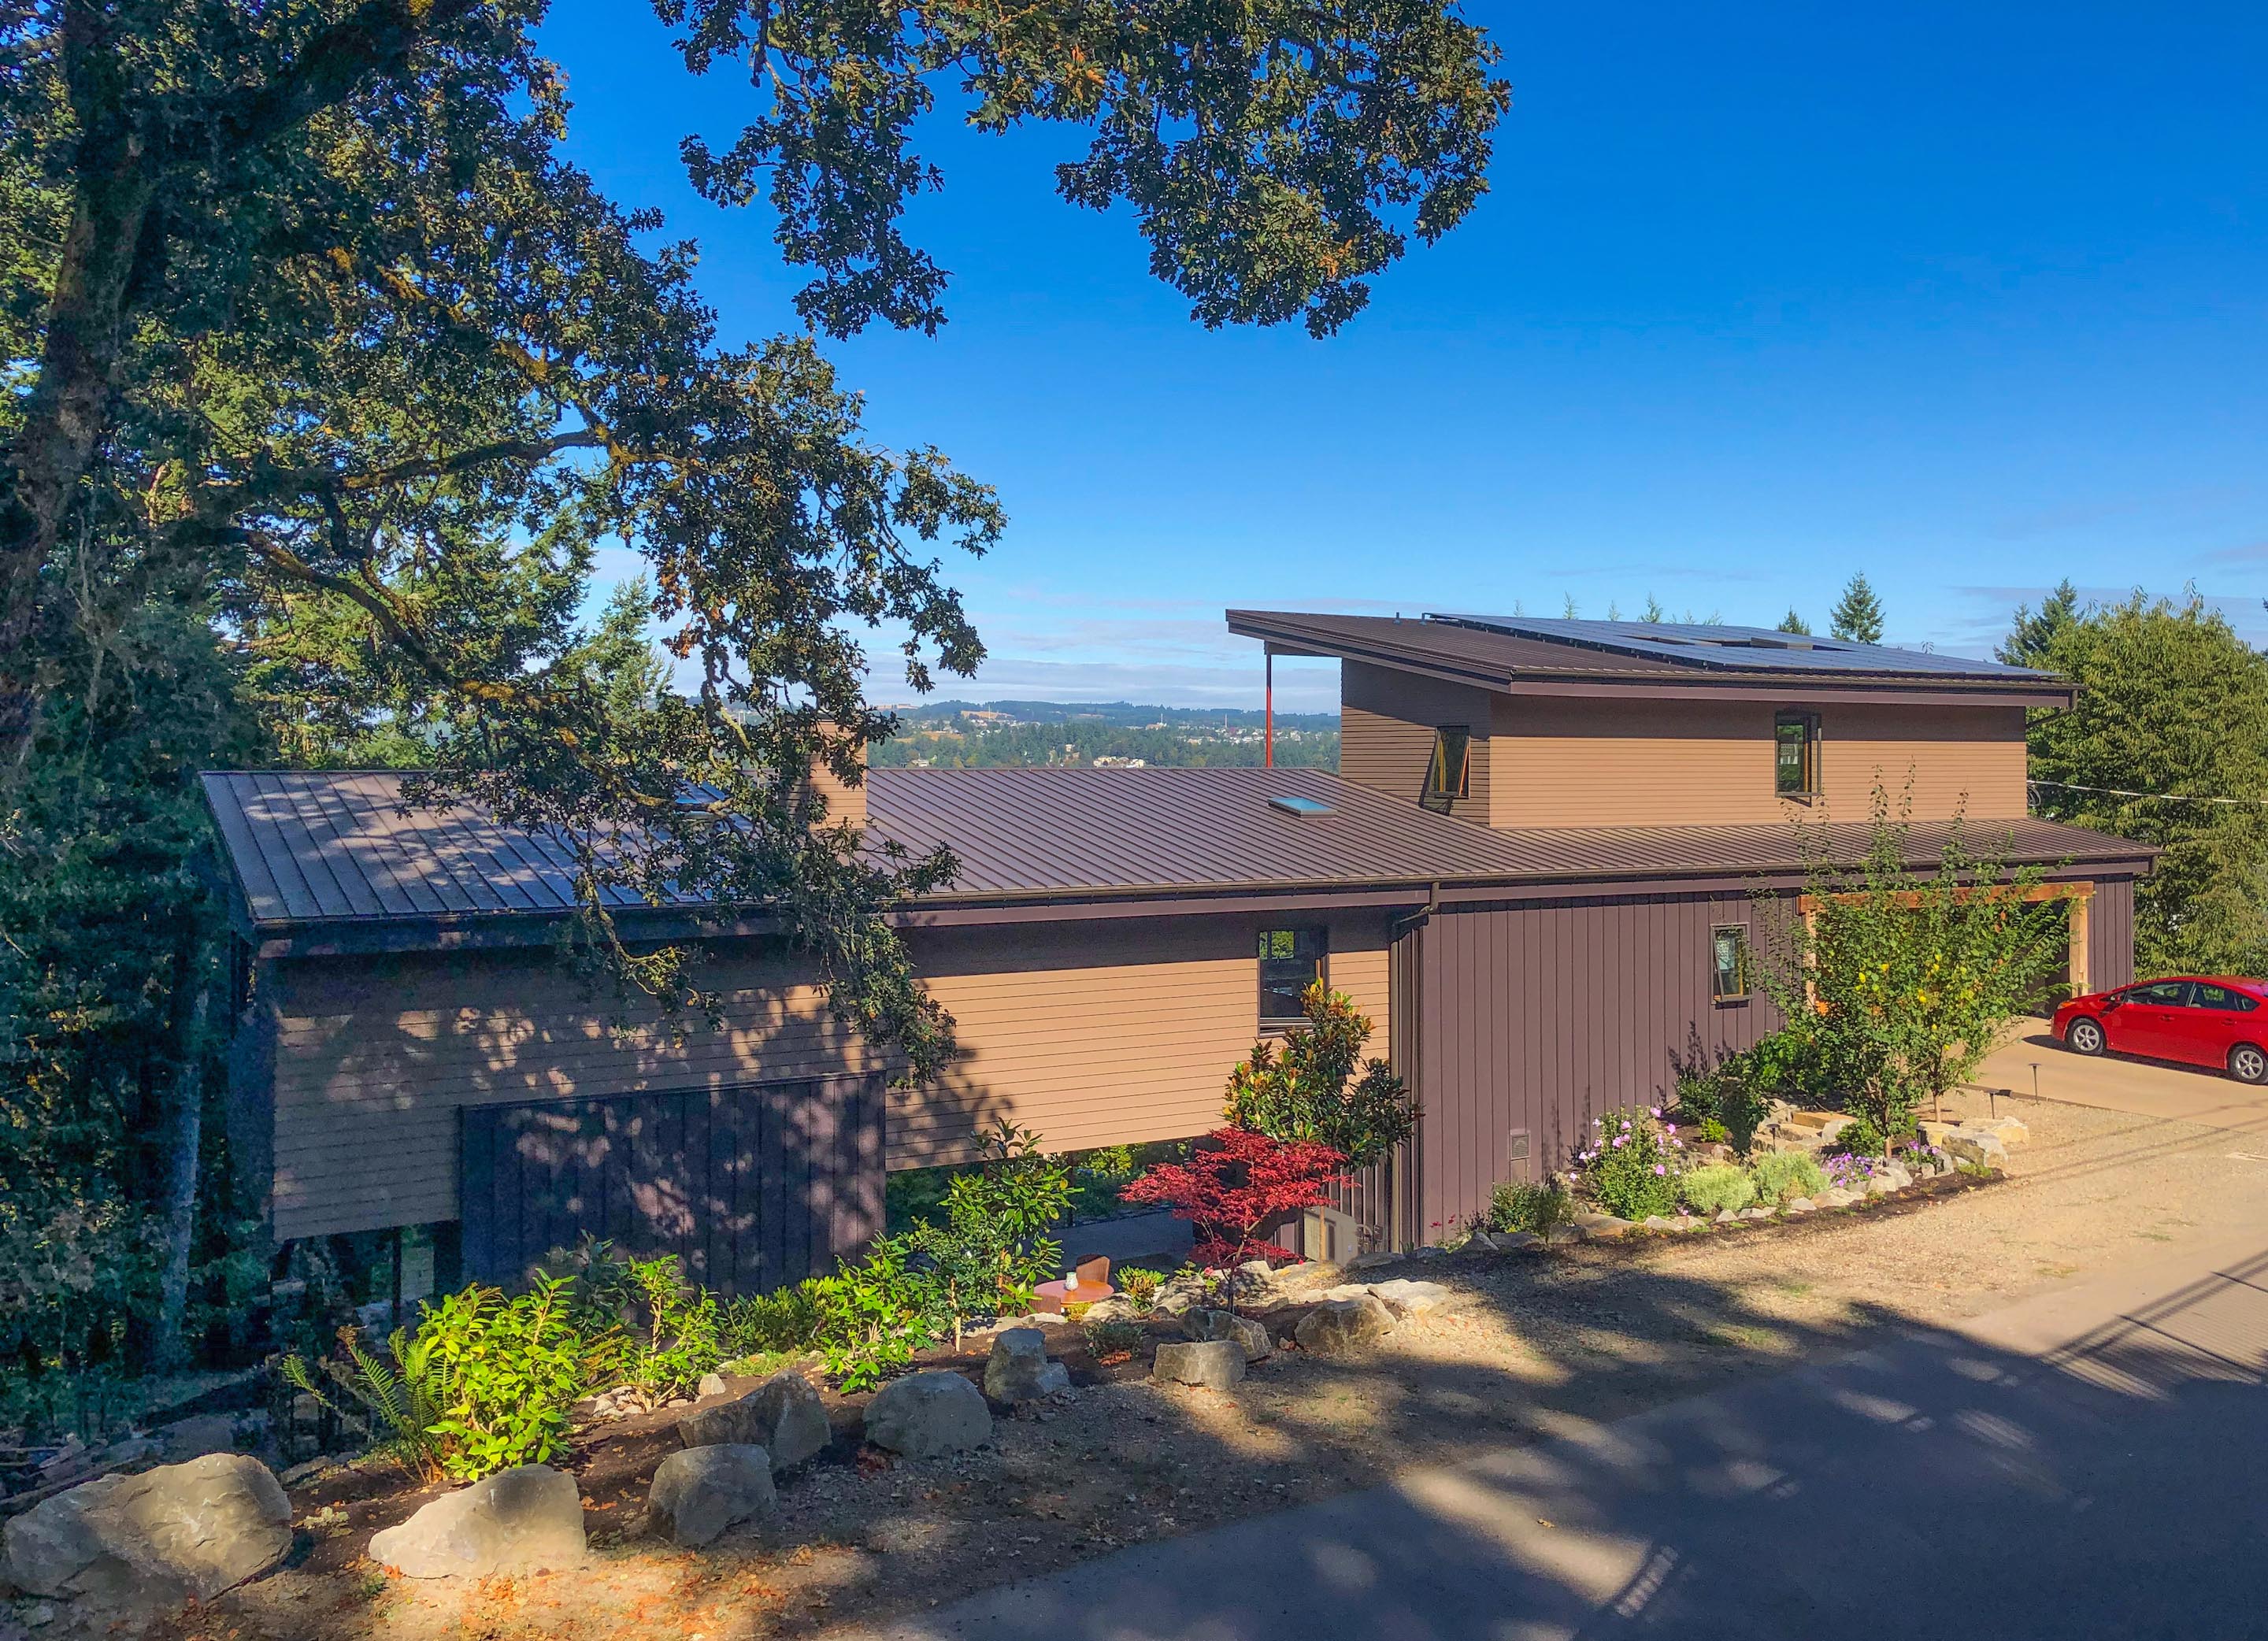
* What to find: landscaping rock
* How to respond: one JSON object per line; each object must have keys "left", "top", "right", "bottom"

{"left": 1571, "top": 1213, "right": 1632, "bottom": 1240}
{"left": 1184, "top": 1309, "right": 1273, "bottom": 1361}
{"left": 1493, "top": 1231, "right": 1540, "bottom": 1250}
{"left": 1151, "top": 1339, "right": 1247, "bottom": 1390}
{"left": 678, "top": 1371, "right": 829, "bottom": 1471}
{"left": 1149, "top": 1272, "right": 1212, "bottom": 1316}
{"left": 862, "top": 1372, "right": 991, "bottom": 1458}
{"left": 647, "top": 1446, "right": 775, "bottom": 1548}
{"left": 1737, "top": 1206, "right": 1774, "bottom": 1220}
{"left": 1641, "top": 1216, "right": 1676, "bottom": 1230}
{"left": 1292, "top": 1294, "right": 1395, "bottom": 1355}
{"left": 1786, "top": 1197, "right": 1816, "bottom": 1213}
{"left": 1345, "top": 1251, "right": 1397, "bottom": 1272}
{"left": 1079, "top": 1296, "right": 1145, "bottom": 1325}
{"left": 1967, "top": 1116, "right": 2030, "bottom": 1146}
{"left": 1818, "top": 1187, "right": 1860, "bottom": 1208}
{"left": 1714, "top": 1209, "right": 1737, "bottom": 1224}
{"left": 149, "top": 1414, "right": 241, "bottom": 1465}
{"left": 367, "top": 1465, "right": 584, "bottom": 1580}
{"left": 696, "top": 1372, "right": 729, "bottom": 1399}
{"left": 2, "top": 1453, "right": 291, "bottom": 1609}
{"left": 1945, "top": 1132, "right": 2009, "bottom": 1169}
{"left": 983, "top": 1329, "right": 1071, "bottom": 1403}
{"left": 1367, "top": 1279, "right": 1455, "bottom": 1317}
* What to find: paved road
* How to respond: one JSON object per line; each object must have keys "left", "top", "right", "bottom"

{"left": 1973, "top": 1028, "right": 2268, "bottom": 1137}
{"left": 854, "top": 1233, "right": 2268, "bottom": 1641}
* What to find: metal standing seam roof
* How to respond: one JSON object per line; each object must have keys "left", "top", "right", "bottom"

{"left": 1227, "top": 610, "right": 2074, "bottom": 698}
{"left": 201, "top": 767, "right": 2151, "bottom": 930}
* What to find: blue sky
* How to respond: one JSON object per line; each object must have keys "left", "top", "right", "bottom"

{"left": 541, "top": 1, "right": 2268, "bottom": 712}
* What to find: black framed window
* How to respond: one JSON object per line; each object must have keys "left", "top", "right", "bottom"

{"left": 1710, "top": 925, "right": 1749, "bottom": 1002}
{"left": 1774, "top": 712, "right": 1821, "bottom": 798}
{"left": 1422, "top": 726, "right": 1472, "bottom": 813}
{"left": 1259, "top": 928, "right": 1328, "bottom": 1027}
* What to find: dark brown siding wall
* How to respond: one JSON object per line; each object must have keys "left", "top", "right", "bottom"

{"left": 461, "top": 1077, "right": 883, "bottom": 1297}
{"left": 1406, "top": 893, "right": 1780, "bottom": 1239}
{"left": 2088, "top": 876, "right": 2137, "bottom": 992}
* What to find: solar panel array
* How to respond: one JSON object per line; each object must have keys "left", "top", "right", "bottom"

{"left": 1425, "top": 613, "right": 2048, "bottom": 680}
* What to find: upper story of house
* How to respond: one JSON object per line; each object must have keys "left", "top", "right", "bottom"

{"left": 1228, "top": 611, "right": 2074, "bottom": 831}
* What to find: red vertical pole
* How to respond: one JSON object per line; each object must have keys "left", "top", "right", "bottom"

{"left": 1265, "top": 648, "right": 1274, "bottom": 767}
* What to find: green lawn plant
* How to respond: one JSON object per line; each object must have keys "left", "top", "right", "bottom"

{"left": 1575, "top": 1108, "right": 1683, "bottom": 1221}
{"left": 1680, "top": 1164, "right": 1757, "bottom": 1216}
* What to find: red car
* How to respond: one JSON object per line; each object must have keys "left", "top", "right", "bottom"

{"left": 2052, "top": 976, "right": 2268, "bottom": 1084}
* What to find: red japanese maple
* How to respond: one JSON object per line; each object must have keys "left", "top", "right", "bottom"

{"left": 1119, "top": 1127, "right": 1348, "bottom": 1267}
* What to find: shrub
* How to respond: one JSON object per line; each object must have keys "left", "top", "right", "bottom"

{"left": 1749, "top": 1151, "right": 1827, "bottom": 1204}
{"left": 1487, "top": 1178, "right": 1572, "bottom": 1237}
{"left": 285, "top": 1274, "right": 597, "bottom": 1481}
{"left": 807, "top": 1235, "right": 947, "bottom": 1392}
{"left": 545, "top": 1237, "right": 724, "bottom": 1396}
{"left": 723, "top": 1280, "right": 827, "bottom": 1356}
{"left": 1114, "top": 1266, "right": 1167, "bottom": 1305}
{"left": 903, "top": 1119, "right": 1073, "bottom": 1346}
{"left": 1223, "top": 984, "right": 1416, "bottom": 1166}
{"left": 1083, "top": 1317, "right": 1145, "bottom": 1362}
{"left": 1829, "top": 1116, "right": 1886, "bottom": 1159}
{"left": 1119, "top": 1127, "right": 1347, "bottom": 1267}
{"left": 1574, "top": 1107, "right": 1683, "bottom": 1221}
{"left": 1680, "top": 1164, "right": 1757, "bottom": 1216}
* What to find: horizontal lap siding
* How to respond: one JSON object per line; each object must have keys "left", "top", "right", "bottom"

{"left": 268, "top": 913, "right": 1397, "bottom": 1237}
{"left": 1489, "top": 698, "right": 2029, "bottom": 829}
{"left": 1338, "top": 661, "right": 1494, "bottom": 824}
{"left": 1411, "top": 893, "right": 1779, "bottom": 1239}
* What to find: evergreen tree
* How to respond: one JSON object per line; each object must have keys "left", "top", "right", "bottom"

{"left": 1777, "top": 608, "right": 1812, "bottom": 635}
{"left": 1997, "top": 579, "right": 2082, "bottom": 669}
{"left": 1829, "top": 574, "right": 1885, "bottom": 643}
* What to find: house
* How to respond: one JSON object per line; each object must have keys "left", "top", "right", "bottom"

{"left": 203, "top": 612, "right": 2151, "bottom": 1294}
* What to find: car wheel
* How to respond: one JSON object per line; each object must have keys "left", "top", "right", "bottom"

{"left": 2230, "top": 1044, "right": 2268, "bottom": 1085}
{"left": 2066, "top": 1017, "right": 2106, "bottom": 1056}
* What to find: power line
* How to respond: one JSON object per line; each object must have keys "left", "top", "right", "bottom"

{"left": 2029, "top": 778, "right": 2268, "bottom": 809}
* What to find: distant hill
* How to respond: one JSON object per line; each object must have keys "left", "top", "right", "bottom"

{"left": 869, "top": 698, "right": 1338, "bottom": 770}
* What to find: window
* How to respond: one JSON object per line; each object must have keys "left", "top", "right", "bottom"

{"left": 2126, "top": 980, "right": 2190, "bottom": 1006}
{"left": 1258, "top": 928, "right": 1327, "bottom": 1027}
{"left": 1710, "top": 925, "right": 1749, "bottom": 1002}
{"left": 1421, "top": 726, "right": 1471, "bottom": 813}
{"left": 1774, "top": 712, "right": 1821, "bottom": 799}
{"left": 2194, "top": 983, "right": 2260, "bottom": 1013}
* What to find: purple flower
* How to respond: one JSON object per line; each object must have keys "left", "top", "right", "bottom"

{"left": 1665, "top": 1123, "right": 1677, "bottom": 1134}
{"left": 1652, "top": 1164, "right": 1666, "bottom": 1176}
{"left": 1650, "top": 1106, "right": 1662, "bottom": 1118}
{"left": 1613, "top": 1134, "right": 1629, "bottom": 1148}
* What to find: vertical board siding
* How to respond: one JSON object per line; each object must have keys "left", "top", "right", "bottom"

{"left": 1406, "top": 893, "right": 1780, "bottom": 1239}
{"left": 460, "top": 1077, "right": 880, "bottom": 1297}
{"left": 2088, "top": 876, "right": 2136, "bottom": 991}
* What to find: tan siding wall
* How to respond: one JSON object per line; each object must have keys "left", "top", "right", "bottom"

{"left": 1338, "top": 661, "right": 1494, "bottom": 824}
{"left": 267, "top": 913, "right": 1395, "bottom": 1239}
{"left": 1486, "top": 697, "right": 2028, "bottom": 828}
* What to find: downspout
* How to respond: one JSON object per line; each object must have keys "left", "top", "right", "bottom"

{"left": 1388, "top": 883, "right": 1440, "bottom": 1251}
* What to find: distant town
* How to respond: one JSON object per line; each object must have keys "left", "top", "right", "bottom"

{"left": 869, "top": 699, "right": 1340, "bottom": 769}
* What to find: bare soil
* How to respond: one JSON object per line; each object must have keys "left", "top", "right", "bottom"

{"left": 156, "top": 1089, "right": 2268, "bottom": 1641}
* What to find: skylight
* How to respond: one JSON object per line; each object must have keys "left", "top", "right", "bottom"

{"left": 1268, "top": 795, "right": 1336, "bottom": 818}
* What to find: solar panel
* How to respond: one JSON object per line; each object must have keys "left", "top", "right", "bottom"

{"left": 1425, "top": 614, "right": 2047, "bottom": 679}
{"left": 1267, "top": 795, "right": 1336, "bottom": 817}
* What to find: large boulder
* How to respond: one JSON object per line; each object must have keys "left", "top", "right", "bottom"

{"left": 2, "top": 1453, "right": 291, "bottom": 1606}
{"left": 1945, "top": 1132, "right": 2009, "bottom": 1170}
{"left": 862, "top": 1372, "right": 991, "bottom": 1458}
{"left": 367, "top": 1465, "right": 586, "bottom": 1579}
{"left": 1293, "top": 1294, "right": 1395, "bottom": 1355}
{"left": 1184, "top": 1309, "right": 1272, "bottom": 1362}
{"left": 647, "top": 1446, "right": 776, "bottom": 1548}
{"left": 983, "top": 1329, "right": 1071, "bottom": 1403}
{"left": 677, "top": 1371, "right": 830, "bottom": 1471}
{"left": 1151, "top": 1340, "right": 1247, "bottom": 1390}
{"left": 1366, "top": 1280, "right": 1455, "bottom": 1318}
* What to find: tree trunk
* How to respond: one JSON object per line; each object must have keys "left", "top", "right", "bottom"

{"left": 154, "top": 979, "right": 211, "bottom": 1372}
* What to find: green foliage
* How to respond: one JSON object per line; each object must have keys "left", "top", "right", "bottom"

{"left": 869, "top": 711, "right": 1339, "bottom": 771}
{"left": 1224, "top": 984, "right": 1417, "bottom": 1166}
{"left": 1680, "top": 1165, "right": 1757, "bottom": 1216}
{"left": 1114, "top": 1267, "right": 1168, "bottom": 1306}
{"left": 1749, "top": 1152, "right": 1828, "bottom": 1205}
{"left": 808, "top": 1237, "right": 948, "bottom": 1394}
{"left": 286, "top": 1275, "right": 598, "bottom": 1482}
{"left": 1750, "top": 788, "right": 2069, "bottom": 1151}
{"left": 1777, "top": 609, "right": 1812, "bottom": 636}
{"left": 1083, "top": 1318, "right": 1147, "bottom": 1361}
{"left": 1673, "top": 1026, "right": 1855, "bottom": 1154}
{"left": 2018, "top": 591, "right": 2268, "bottom": 977}
{"left": 1829, "top": 1117, "right": 1886, "bottom": 1159}
{"left": 1486, "top": 1178, "right": 1573, "bottom": 1237}
{"left": 1829, "top": 573, "right": 1886, "bottom": 644}
{"left": 723, "top": 1280, "right": 828, "bottom": 1357}
{"left": 1574, "top": 1108, "right": 1683, "bottom": 1221}
{"left": 903, "top": 1120, "right": 1073, "bottom": 1343}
